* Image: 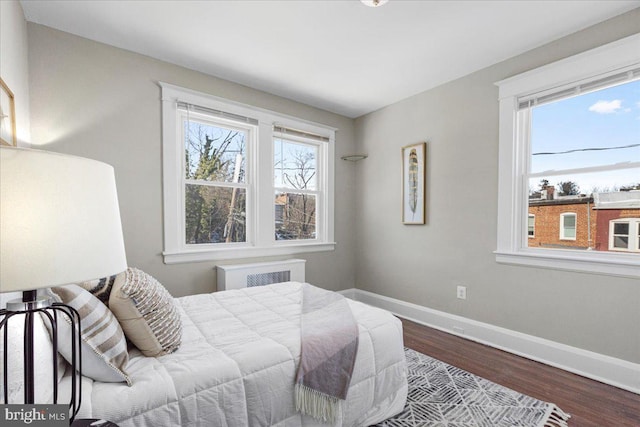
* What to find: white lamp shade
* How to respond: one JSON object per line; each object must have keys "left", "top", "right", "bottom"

{"left": 1, "top": 147, "right": 127, "bottom": 292}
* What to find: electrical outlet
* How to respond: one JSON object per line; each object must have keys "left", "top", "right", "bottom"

{"left": 456, "top": 285, "right": 467, "bottom": 300}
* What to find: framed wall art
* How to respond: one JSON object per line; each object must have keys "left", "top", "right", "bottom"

{"left": 402, "top": 142, "right": 426, "bottom": 224}
{"left": 0, "top": 78, "right": 17, "bottom": 146}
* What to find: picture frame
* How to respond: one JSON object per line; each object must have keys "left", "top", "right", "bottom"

{"left": 0, "top": 78, "right": 17, "bottom": 147}
{"left": 402, "top": 142, "right": 426, "bottom": 224}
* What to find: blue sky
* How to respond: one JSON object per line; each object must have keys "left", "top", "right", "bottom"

{"left": 184, "top": 120, "right": 246, "bottom": 183}
{"left": 531, "top": 79, "right": 639, "bottom": 194}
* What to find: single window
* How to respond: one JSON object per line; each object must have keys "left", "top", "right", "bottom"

{"left": 495, "top": 34, "right": 640, "bottom": 278}
{"left": 528, "top": 214, "right": 535, "bottom": 238}
{"left": 182, "top": 111, "right": 251, "bottom": 245}
{"left": 526, "top": 78, "right": 639, "bottom": 249}
{"left": 274, "top": 137, "right": 321, "bottom": 241}
{"left": 161, "top": 83, "right": 336, "bottom": 263}
{"left": 612, "top": 222, "right": 629, "bottom": 249}
{"left": 560, "top": 213, "right": 577, "bottom": 240}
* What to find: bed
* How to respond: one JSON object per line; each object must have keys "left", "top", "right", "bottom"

{"left": 66, "top": 281, "right": 408, "bottom": 426}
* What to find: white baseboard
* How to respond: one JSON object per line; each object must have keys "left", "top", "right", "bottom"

{"left": 339, "top": 288, "right": 640, "bottom": 394}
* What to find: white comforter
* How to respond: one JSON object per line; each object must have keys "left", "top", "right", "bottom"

{"left": 74, "top": 282, "right": 408, "bottom": 426}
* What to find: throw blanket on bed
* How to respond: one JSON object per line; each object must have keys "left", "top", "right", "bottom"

{"left": 295, "top": 283, "right": 359, "bottom": 423}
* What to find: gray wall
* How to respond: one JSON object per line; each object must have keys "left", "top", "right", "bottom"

{"left": 354, "top": 9, "right": 640, "bottom": 364}
{"left": 27, "top": 24, "right": 357, "bottom": 297}
{"left": 26, "top": 9, "right": 640, "bottom": 363}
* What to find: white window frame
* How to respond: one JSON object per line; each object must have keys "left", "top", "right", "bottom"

{"left": 180, "top": 109, "right": 256, "bottom": 247}
{"left": 527, "top": 214, "right": 535, "bottom": 238}
{"left": 609, "top": 219, "right": 640, "bottom": 253}
{"left": 160, "top": 82, "right": 335, "bottom": 263}
{"left": 273, "top": 135, "right": 324, "bottom": 244}
{"left": 559, "top": 213, "right": 577, "bottom": 241}
{"left": 495, "top": 33, "right": 640, "bottom": 278}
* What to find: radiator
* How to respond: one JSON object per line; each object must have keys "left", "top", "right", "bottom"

{"left": 216, "top": 259, "right": 306, "bottom": 291}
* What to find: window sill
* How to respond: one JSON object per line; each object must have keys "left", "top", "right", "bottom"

{"left": 495, "top": 249, "right": 640, "bottom": 279}
{"left": 163, "top": 242, "right": 336, "bottom": 264}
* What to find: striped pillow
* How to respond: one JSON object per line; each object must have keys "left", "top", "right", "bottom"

{"left": 109, "top": 268, "right": 182, "bottom": 357}
{"left": 48, "top": 285, "right": 131, "bottom": 385}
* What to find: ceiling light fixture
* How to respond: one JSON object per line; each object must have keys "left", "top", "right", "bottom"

{"left": 361, "top": 0, "right": 389, "bottom": 7}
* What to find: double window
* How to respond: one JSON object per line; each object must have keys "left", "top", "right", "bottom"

{"left": 496, "top": 34, "right": 640, "bottom": 278}
{"left": 609, "top": 219, "right": 640, "bottom": 253}
{"left": 161, "top": 83, "right": 335, "bottom": 263}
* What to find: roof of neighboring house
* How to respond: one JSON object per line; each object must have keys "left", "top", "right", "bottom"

{"left": 593, "top": 191, "right": 640, "bottom": 209}
{"left": 528, "top": 191, "right": 640, "bottom": 209}
{"left": 528, "top": 195, "right": 592, "bottom": 207}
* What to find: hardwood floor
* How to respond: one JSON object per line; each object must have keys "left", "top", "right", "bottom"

{"left": 400, "top": 318, "right": 640, "bottom": 427}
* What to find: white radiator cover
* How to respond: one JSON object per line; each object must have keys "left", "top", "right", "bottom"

{"left": 216, "top": 259, "right": 306, "bottom": 291}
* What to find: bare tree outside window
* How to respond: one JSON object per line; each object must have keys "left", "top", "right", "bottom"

{"left": 274, "top": 139, "right": 318, "bottom": 240}
{"left": 184, "top": 120, "right": 247, "bottom": 244}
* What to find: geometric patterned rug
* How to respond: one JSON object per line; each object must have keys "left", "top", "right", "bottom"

{"left": 373, "top": 348, "right": 571, "bottom": 427}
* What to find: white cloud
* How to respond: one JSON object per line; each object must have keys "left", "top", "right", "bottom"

{"left": 588, "top": 100, "right": 622, "bottom": 114}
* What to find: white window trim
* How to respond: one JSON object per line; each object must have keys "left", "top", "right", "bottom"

{"left": 559, "top": 213, "right": 577, "bottom": 241}
{"left": 528, "top": 214, "right": 535, "bottom": 238}
{"left": 609, "top": 218, "right": 640, "bottom": 253}
{"left": 494, "top": 33, "right": 640, "bottom": 279}
{"left": 160, "top": 82, "right": 336, "bottom": 263}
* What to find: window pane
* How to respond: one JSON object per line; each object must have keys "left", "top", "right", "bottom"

{"left": 185, "top": 120, "right": 246, "bottom": 183}
{"left": 613, "top": 236, "right": 628, "bottom": 248}
{"left": 563, "top": 214, "right": 576, "bottom": 239}
{"left": 613, "top": 223, "right": 629, "bottom": 235}
{"left": 185, "top": 184, "right": 246, "bottom": 244}
{"left": 275, "top": 192, "right": 316, "bottom": 240}
{"left": 528, "top": 215, "right": 535, "bottom": 236}
{"left": 274, "top": 139, "right": 317, "bottom": 190}
{"left": 530, "top": 79, "right": 640, "bottom": 175}
{"left": 563, "top": 215, "right": 576, "bottom": 228}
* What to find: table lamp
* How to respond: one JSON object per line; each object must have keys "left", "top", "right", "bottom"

{"left": 0, "top": 146, "right": 127, "bottom": 421}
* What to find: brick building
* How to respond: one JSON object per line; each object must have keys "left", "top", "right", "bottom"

{"left": 528, "top": 189, "right": 640, "bottom": 253}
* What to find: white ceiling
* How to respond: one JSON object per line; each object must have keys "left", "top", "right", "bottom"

{"left": 20, "top": 1, "right": 639, "bottom": 118}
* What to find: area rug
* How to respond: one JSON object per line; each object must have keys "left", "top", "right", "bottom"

{"left": 374, "top": 348, "right": 571, "bottom": 427}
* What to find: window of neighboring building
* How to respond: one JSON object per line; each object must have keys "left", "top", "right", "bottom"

{"left": 495, "top": 34, "right": 640, "bottom": 278}
{"left": 559, "top": 213, "right": 577, "bottom": 240}
{"left": 528, "top": 214, "right": 535, "bottom": 238}
{"left": 160, "top": 82, "right": 335, "bottom": 263}
{"left": 609, "top": 219, "right": 640, "bottom": 252}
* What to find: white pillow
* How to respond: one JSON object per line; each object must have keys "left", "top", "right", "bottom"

{"left": 107, "top": 268, "right": 182, "bottom": 357}
{"left": 47, "top": 285, "right": 131, "bottom": 385}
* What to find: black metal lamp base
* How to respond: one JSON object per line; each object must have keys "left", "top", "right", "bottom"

{"left": 71, "top": 419, "right": 119, "bottom": 427}
{"left": 1, "top": 290, "right": 82, "bottom": 422}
